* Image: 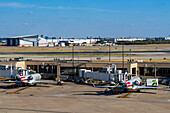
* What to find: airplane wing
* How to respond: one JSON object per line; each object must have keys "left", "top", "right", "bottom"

{"left": 0, "top": 80, "right": 22, "bottom": 83}
{"left": 136, "top": 86, "right": 169, "bottom": 89}
{"left": 93, "top": 84, "right": 123, "bottom": 88}
{"left": 34, "top": 81, "right": 64, "bottom": 84}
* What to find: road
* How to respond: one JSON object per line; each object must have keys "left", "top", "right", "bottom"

{"left": 0, "top": 50, "right": 170, "bottom": 54}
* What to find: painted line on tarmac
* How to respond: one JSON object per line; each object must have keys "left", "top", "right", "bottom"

{"left": 131, "top": 93, "right": 140, "bottom": 97}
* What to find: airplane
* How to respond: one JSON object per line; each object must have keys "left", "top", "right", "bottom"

{"left": 0, "top": 69, "right": 64, "bottom": 86}
{"left": 93, "top": 72, "right": 168, "bottom": 93}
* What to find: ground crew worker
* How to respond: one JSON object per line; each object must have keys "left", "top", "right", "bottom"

{"left": 105, "top": 88, "right": 108, "bottom": 94}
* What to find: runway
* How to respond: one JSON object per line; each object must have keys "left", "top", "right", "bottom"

{"left": 0, "top": 50, "right": 170, "bottom": 55}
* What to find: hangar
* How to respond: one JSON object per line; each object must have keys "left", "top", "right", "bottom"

{"left": 6, "top": 35, "right": 48, "bottom": 47}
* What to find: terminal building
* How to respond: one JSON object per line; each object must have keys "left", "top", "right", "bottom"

{"left": 0, "top": 59, "right": 170, "bottom": 81}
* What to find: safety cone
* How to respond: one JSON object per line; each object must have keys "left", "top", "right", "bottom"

{"left": 62, "top": 85, "right": 63, "bottom": 88}
{"left": 89, "top": 89, "right": 91, "bottom": 93}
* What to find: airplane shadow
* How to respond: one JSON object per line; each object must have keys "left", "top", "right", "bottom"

{"left": 72, "top": 91, "right": 101, "bottom": 93}
{"left": 72, "top": 90, "right": 123, "bottom": 96}
{"left": 0, "top": 85, "right": 50, "bottom": 89}
{"left": 72, "top": 93, "right": 118, "bottom": 96}
{"left": 72, "top": 90, "right": 157, "bottom": 96}
{"left": 129, "top": 91, "right": 157, "bottom": 94}
{"left": 0, "top": 85, "right": 17, "bottom": 89}
{"left": 164, "top": 90, "right": 170, "bottom": 91}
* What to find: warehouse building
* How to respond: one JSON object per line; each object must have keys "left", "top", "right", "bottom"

{"left": 7, "top": 35, "right": 38, "bottom": 47}
{"left": 6, "top": 35, "right": 48, "bottom": 47}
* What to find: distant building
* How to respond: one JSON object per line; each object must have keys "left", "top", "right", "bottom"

{"left": 6, "top": 35, "right": 39, "bottom": 47}
{"left": 115, "top": 38, "right": 146, "bottom": 42}
{"left": 6, "top": 35, "right": 48, "bottom": 47}
{"left": 6, "top": 35, "right": 98, "bottom": 47}
{"left": 155, "top": 37, "right": 165, "bottom": 41}
{"left": 165, "top": 37, "right": 170, "bottom": 40}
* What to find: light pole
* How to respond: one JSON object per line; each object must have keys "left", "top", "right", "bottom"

{"left": 109, "top": 44, "right": 111, "bottom": 63}
{"left": 129, "top": 49, "right": 131, "bottom": 74}
{"left": 130, "top": 49, "right": 131, "bottom": 63}
{"left": 122, "top": 44, "right": 124, "bottom": 73}
{"left": 72, "top": 46, "right": 76, "bottom": 80}
{"left": 72, "top": 46, "right": 74, "bottom": 67}
{"left": 91, "top": 49, "right": 93, "bottom": 72}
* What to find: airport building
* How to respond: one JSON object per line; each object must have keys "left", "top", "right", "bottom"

{"left": 115, "top": 37, "right": 146, "bottom": 42}
{"left": 6, "top": 35, "right": 98, "bottom": 47}
{"left": 0, "top": 60, "right": 170, "bottom": 81}
{"left": 6, "top": 35, "right": 48, "bottom": 47}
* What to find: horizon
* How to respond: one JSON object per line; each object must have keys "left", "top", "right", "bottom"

{"left": 0, "top": 0, "right": 170, "bottom": 38}
{"left": 0, "top": 35, "right": 169, "bottom": 39}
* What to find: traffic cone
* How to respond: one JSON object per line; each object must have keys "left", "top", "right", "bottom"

{"left": 62, "top": 85, "right": 63, "bottom": 88}
{"left": 89, "top": 89, "right": 91, "bottom": 93}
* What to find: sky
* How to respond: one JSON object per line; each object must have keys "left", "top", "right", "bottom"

{"left": 0, "top": 0, "right": 170, "bottom": 38}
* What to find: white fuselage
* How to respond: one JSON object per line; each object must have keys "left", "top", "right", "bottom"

{"left": 18, "top": 73, "right": 41, "bottom": 84}
{"left": 125, "top": 77, "right": 141, "bottom": 90}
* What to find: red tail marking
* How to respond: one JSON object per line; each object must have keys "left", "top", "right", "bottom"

{"left": 125, "top": 74, "right": 132, "bottom": 87}
{"left": 20, "top": 76, "right": 27, "bottom": 81}
{"left": 19, "top": 72, "right": 22, "bottom": 76}
{"left": 126, "top": 82, "right": 131, "bottom": 84}
{"left": 127, "top": 85, "right": 132, "bottom": 87}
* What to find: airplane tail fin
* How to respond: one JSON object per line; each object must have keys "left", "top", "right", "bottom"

{"left": 125, "top": 73, "right": 132, "bottom": 88}
{"left": 19, "top": 70, "right": 27, "bottom": 81}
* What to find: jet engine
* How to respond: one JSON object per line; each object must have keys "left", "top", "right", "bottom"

{"left": 28, "top": 76, "right": 33, "bottom": 81}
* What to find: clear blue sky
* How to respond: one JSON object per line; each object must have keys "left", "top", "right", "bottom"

{"left": 0, "top": 0, "right": 170, "bottom": 38}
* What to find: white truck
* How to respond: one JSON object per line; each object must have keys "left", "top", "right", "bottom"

{"left": 147, "top": 78, "right": 158, "bottom": 86}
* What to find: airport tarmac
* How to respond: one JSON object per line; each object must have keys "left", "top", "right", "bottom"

{"left": 0, "top": 82, "right": 169, "bottom": 113}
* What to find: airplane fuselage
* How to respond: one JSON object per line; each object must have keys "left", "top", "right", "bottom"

{"left": 18, "top": 73, "right": 41, "bottom": 84}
